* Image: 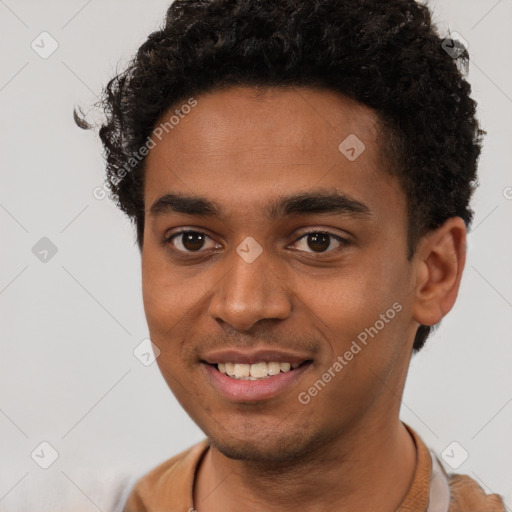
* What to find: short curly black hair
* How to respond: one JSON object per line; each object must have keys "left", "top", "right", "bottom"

{"left": 77, "top": 0, "right": 484, "bottom": 353}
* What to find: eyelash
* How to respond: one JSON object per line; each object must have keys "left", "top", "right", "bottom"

{"left": 164, "top": 229, "right": 350, "bottom": 256}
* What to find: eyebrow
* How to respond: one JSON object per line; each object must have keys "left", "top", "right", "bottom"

{"left": 149, "top": 189, "right": 372, "bottom": 221}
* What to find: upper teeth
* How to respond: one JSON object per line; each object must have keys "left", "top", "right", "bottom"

{"left": 218, "top": 361, "right": 301, "bottom": 380}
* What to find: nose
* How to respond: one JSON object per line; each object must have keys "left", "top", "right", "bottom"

{"left": 208, "top": 240, "right": 292, "bottom": 332}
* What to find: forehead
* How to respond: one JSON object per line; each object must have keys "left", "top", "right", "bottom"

{"left": 148, "top": 86, "right": 380, "bottom": 163}
{"left": 143, "top": 86, "right": 404, "bottom": 222}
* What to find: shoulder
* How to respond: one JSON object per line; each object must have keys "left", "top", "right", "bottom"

{"left": 447, "top": 472, "right": 507, "bottom": 512}
{"left": 123, "top": 439, "right": 210, "bottom": 512}
{"left": 404, "top": 423, "right": 507, "bottom": 512}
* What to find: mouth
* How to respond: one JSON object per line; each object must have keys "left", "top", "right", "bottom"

{"left": 211, "top": 360, "right": 308, "bottom": 380}
{"left": 201, "top": 356, "right": 313, "bottom": 402}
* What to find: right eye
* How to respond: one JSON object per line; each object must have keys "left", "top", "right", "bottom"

{"left": 165, "top": 230, "right": 219, "bottom": 253}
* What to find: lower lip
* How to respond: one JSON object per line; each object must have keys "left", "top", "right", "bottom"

{"left": 203, "top": 362, "right": 312, "bottom": 402}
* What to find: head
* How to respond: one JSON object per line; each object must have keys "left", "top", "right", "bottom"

{"left": 80, "top": 0, "right": 483, "bottom": 462}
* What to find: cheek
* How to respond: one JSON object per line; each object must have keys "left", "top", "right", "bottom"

{"left": 296, "top": 272, "right": 410, "bottom": 416}
{"left": 299, "top": 256, "right": 410, "bottom": 357}
{"left": 141, "top": 249, "right": 215, "bottom": 368}
{"left": 141, "top": 250, "right": 168, "bottom": 328}
{"left": 141, "top": 244, "right": 192, "bottom": 327}
{"left": 141, "top": 248, "right": 185, "bottom": 361}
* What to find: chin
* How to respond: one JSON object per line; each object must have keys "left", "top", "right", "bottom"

{"left": 205, "top": 425, "right": 329, "bottom": 465}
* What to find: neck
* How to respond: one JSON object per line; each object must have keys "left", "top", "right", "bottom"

{"left": 193, "top": 416, "right": 417, "bottom": 512}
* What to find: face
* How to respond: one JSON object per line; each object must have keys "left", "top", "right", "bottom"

{"left": 141, "top": 86, "right": 420, "bottom": 463}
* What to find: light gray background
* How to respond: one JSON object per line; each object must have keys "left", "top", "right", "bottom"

{"left": 1, "top": 0, "right": 511, "bottom": 510}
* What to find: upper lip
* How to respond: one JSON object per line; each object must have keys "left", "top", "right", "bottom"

{"left": 201, "top": 348, "right": 312, "bottom": 365}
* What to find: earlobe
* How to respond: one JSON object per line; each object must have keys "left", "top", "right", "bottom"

{"left": 411, "top": 217, "right": 467, "bottom": 327}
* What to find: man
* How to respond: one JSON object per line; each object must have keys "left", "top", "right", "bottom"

{"left": 78, "top": 0, "right": 507, "bottom": 510}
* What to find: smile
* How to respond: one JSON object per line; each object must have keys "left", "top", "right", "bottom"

{"left": 203, "top": 359, "right": 313, "bottom": 402}
{"left": 216, "top": 361, "right": 302, "bottom": 380}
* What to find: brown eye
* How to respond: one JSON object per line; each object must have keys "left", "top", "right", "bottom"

{"left": 167, "top": 230, "right": 217, "bottom": 252}
{"left": 293, "top": 231, "right": 349, "bottom": 254}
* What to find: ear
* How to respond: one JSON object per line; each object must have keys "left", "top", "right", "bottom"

{"left": 411, "top": 217, "right": 467, "bottom": 327}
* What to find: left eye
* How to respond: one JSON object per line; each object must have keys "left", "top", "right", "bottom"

{"left": 165, "top": 230, "right": 349, "bottom": 254}
{"left": 292, "top": 231, "right": 349, "bottom": 253}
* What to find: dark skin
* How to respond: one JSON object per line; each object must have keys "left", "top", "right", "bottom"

{"left": 140, "top": 86, "right": 467, "bottom": 512}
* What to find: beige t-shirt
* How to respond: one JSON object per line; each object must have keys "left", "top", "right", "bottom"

{"left": 123, "top": 423, "right": 506, "bottom": 511}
